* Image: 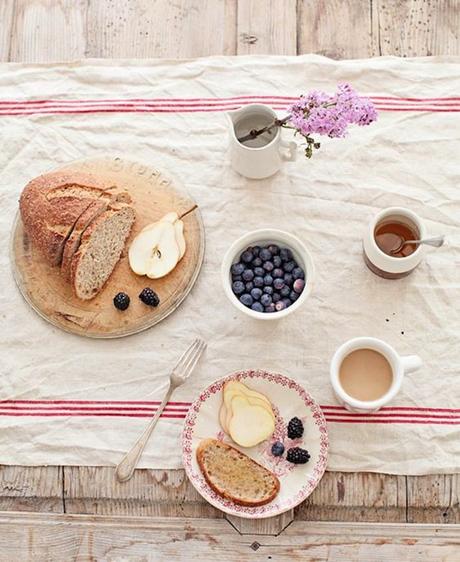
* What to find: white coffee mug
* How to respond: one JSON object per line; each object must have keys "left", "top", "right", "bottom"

{"left": 227, "top": 104, "right": 297, "bottom": 179}
{"left": 330, "top": 337, "right": 422, "bottom": 413}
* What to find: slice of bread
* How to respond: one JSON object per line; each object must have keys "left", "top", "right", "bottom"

{"left": 196, "top": 439, "right": 280, "bottom": 507}
{"left": 71, "top": 205, "right": 135, "bottom": 300}
{"left": 61, "top": 199, "right": 109, "bottom": 280}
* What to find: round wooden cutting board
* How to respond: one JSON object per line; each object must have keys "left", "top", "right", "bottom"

{"left": 11, "top": 157, "right": 205, "bottom": 338}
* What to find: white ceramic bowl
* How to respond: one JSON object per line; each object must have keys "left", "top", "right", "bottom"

{"left": 221, "top": 229, "right": 315, "bottom": 320}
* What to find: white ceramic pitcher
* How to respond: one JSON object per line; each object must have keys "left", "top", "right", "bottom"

{"left": 227, "top": 104, "right": 297, "bottom": 179}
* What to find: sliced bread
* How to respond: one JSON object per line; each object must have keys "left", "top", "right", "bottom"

{"left": 19, "top": 171, "right": 118, "bottom": 266}
{"left": 196, "top": 438, "right": 280, "bottom": 507}
{"left": 70, "top": 205, "right": 136, "bottom": 300}
{"left": 61, "top": 199, "right": 109, "bottom": 280}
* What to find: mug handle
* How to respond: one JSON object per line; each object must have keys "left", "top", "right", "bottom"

{"left": 280, "top": 140, "right": 297, "bottom": 161}
{"left": 401, "top": 355, "right": 422, "bottom": 374}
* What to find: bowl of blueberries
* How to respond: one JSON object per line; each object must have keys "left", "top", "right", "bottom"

{"left": 221, "top": 229, "right": 315, "bottom": 319}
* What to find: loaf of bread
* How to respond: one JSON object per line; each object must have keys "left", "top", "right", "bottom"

{"left": 19, "top": 171, "right": 117, "bottom": 266}
{"left": 19, "top": 170, "right": 136, "bottom": 300}
{"left": 196, "top": 439, "right": 280, "bottom": 507}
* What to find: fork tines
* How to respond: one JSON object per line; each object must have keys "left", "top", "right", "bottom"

{"left": 174, "top": 338, "right": 206, "bottom": 380}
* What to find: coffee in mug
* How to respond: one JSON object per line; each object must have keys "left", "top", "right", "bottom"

{"left": 339, "top": 349, "right": 393, "bottom": 401}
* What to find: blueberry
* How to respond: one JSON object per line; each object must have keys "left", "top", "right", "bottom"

{"left": 275, "top": 301, "right": 286, "bottom": 311}
{"left": 239, "top": 293, "right": 253, "bottom": 307}
{"left": 273, "top": 278, "right": 285, "bottom": 291}
{"left": 263, "top": 261, "right": 274, "bottom": 272}
{"left": 251, "top": 301, "right": 264, "bottom": 313}
{"left": 232, "top": 281, "right": 245, "bottom": 295}
{"left": 272, "top": 292, "right": 281, "bottom": 303}
{"left": 231, "top": 262, "right": 245, "bottom": 276}
{"left": 252, "top": 257, "right": 262, "bottom": 267}
{"left": 280, "top": 248, "right": 293, "bottom": 262}
{"left": 284, "top": 260, "right": 296, "bottom": 273}
{"left": 259, "top": 248, "right": 272, "bottom": 261}
{"left": 280, "top": 285, "right": 291, "bottom": 297}
{"left": 282, "top": 298, "right": 292, "bottom": 307}
{"left": 253, "top": 276, "right": 264, "bottom": 288}
{"left": 263, "top": 274, "right": 273, "bottom": 286}
{"left": 293, "top": 279, "right": 305, "bottom": 294}
{"left": 245, "top": 282, "right": 254, "bottom": 292}
{"left": 242, "top": 269, "right": 254, "bottom": 282}
{"left": 252, "top": 246, "right": 261, "bottom": 257}
{"left": 290, "top": 290, "right": 299, "bottom": 302}
{"left": 241, "top": 250, "right": 253, "bottom": 264}
{"left": 263, "top": 286, "right": 274, "bottom": 295}
{"left": 271, "top": 441, "right": 285, "bottom": 457}
{"left": 292, "top": 267, "right": 305, "bottom": 280}
{"left": 268, "top": 244, "right": 280, "bottom": 255}
{"left": 273, "top": 255, "right": 282, "bottom": 268}
{"left": 265, "top": 303, "right": 276, "bottom": 313}
{"left": 233, "top": 275, "right": 242, "bottom": 282}
{"left": 250, "top": 287, "right": 262, "bottom": 301}
{"left": 284, "top": 273, "right": 293, "bottom": 286}
{"left": 254, "top": 266, "right": 264, "bottom": 277}
{"left": 273, "top": 268, "right": 284, "bottom": 279}
{"left": 260, "top": 293, "right": 272, "bottom": 307}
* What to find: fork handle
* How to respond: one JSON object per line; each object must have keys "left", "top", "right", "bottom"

{"left": 115, "top": 383, "right": 173, "bottom": 483}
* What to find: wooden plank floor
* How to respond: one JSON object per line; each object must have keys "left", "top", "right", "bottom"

{"left": 0, "top": 0, "right": 459, "bottom": 554}
{"left": 1, "top": 0, "right": 459, "bottom": 61}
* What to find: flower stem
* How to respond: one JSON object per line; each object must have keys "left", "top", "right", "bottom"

{"left": 237, "top": 115, "right": 291, "bottom": 144}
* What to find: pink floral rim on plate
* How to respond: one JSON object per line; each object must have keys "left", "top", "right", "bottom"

{"left": 181, "top": 369, "right": 329, "bottom": 518}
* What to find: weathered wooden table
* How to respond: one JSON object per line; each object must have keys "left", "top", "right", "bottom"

{"left": 0, "top": 1, "right": 459, "bottom": 559}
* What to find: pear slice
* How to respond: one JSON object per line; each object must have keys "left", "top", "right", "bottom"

{"left": 128, "top": 222, "right": 170, "bottom": 275}
{"left": 224, "top": 381, "right": 272, "bottom": 409}
{"left": 146, "top": 222, "right": 180, "bottom": 279}
{"left": 224, "top": 388, "right": 274, "bottom": 424}
{"left": 219, "top": 403, "right": 228, "bottom": 433}
{"left": 228, "top": 395, "right": 275, "bottom": 448}
{"left": 174, "top": 220, "right": 186, "bottom": 259}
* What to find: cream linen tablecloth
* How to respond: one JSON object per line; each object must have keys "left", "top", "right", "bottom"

{"left": 0, "top": 55, "right": 458, "bottom": 474}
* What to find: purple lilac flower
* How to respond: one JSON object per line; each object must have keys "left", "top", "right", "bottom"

{"left": 287, "top": 83, "right": 377, "bottom": 139}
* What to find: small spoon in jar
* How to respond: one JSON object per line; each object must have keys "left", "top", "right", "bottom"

{"left": 390, "top": 235, "right": 445, "bottom": 255}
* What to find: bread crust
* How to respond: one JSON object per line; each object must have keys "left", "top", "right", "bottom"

{"left": 196, "top": 438, "right": 280, "bottom": 507}
{"left": 19, "top": 171, "right": 118, "bottom": 266}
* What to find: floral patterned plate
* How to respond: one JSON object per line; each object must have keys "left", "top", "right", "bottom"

{"left": 182, "top": 369, "right": 329, "bottom": 518}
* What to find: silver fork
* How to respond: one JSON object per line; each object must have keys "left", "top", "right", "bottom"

{"left": 115, "top": 338, "right": 206, "bottom": 483}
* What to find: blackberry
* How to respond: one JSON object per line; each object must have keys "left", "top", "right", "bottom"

{"left": 113, "top": 292, "right": 130, "bottom": 311}
{"left": 287, "top": 417, "right": 304, "bottom": 439}
{"left": 139, "top": 288, "right": 160, "bottom": 307}
{"left": 271, "top": 441, "right": 285, "bottom": 457}
{"left": 286, "top": 447, "right": 310, "bottom": 464}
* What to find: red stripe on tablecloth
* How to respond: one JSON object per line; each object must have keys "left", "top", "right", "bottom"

{"left": 0, "top": 411, "right": 458, "bottom": 423}
{"left": 0, "top": 400, "right": 192, "bottom": 405}
{"left": 0, "top": 107, "right": 458, "bottom": 117}
{"left": 2, "top": 400, "right": 459, "bottom": 413}
{"left": 0, "top": 95, "right": 458, "bottom": 116}
{"left": 0, "top": 94, "right": 458, "bottom": 105}
{"left": 0, "top": 401, "right": 458, "bottom": 424}
{"left": 320, "top": 405, "right": 460, "bottom": 413}
{"left": 324, "top": 418, "right": 460, "bottom": 425}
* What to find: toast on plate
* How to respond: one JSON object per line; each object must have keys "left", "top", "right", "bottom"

{"left": 196, "top": 438, "right": 280, "bottom": 507}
